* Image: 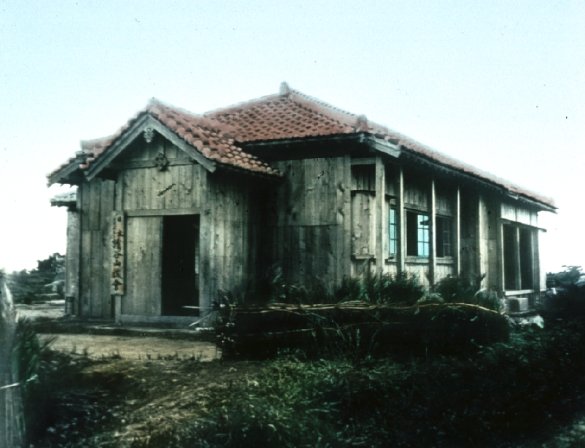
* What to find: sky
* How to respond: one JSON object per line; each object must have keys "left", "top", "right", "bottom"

{"left": 0, "top": 0, "right": 583, "bottom": 274}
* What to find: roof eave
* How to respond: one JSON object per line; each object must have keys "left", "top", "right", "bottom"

{"left": 400, "top": 149, "right": 556, "bottom": 212}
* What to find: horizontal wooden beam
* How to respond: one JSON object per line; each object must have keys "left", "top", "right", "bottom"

{"left": 125, "top": 208, "right": 200, "bottom": 217}
{"left": 109, "top": 159, "right": 194, "bottom": 170}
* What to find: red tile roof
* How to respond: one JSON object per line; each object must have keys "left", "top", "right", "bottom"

{"left": 206, "top": 84, "right": 555, "bottom": 209}
{"left": 74, "top": 100, "right": 279, "bottom": 176}
{"left": 48, "top": 83, "right": 554, "bottom": 210}
{"left": 204, "top": 83, "right": 397, "bottom": 141}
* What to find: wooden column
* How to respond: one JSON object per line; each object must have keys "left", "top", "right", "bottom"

{"left": 454, "top": 187, "right": 461, "bottom": 276}
{"left": 429, "top": 179, "right": 436, "bottom": 285}
{"left": 514, "top": 226, "right": 522, "bottom": 290}
{"left": 375, "top": 157, "right": 386, "bottom": 274}
{"left": 397, "top": 167, "right": 406, "bottom": 273}
{"left": 477, "top": 194, "right": 488, "bottom": 284}
{"left": 531, "top": 228, "right": 541, "bottom": 307}
{"left": 497, "top": 216, "right": 505, "bottom": 295}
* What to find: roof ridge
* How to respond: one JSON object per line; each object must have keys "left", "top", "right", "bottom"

{"left": 287, "top": 88, "right": 395, "bottom": 134}
{"left": 148, "top": 98, "right": 241, "bottom": 139}
{"left": 204, "top": 92, "right": 283, "bottom": 117}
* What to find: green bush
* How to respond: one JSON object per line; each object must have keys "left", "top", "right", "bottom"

{"left": 12, "top": 319, "right": 57, "bottom": 441}
{"left": 335, "top": 272, "right": 425, "bottom": 305}
{"left": 434, "top": 275, "right": 502, "bottom": 312}
{"left": 140, "top": 320, "right": 585, "bottom": 447}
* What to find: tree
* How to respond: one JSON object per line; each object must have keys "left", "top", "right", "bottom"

{"left": 547, "top": 265, "right": 583, "bottom": 288}
{"left": 8, "top": 254, "right": 65, "bottom": 304}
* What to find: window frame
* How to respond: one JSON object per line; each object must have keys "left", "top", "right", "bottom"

{"left": 406, "top": 210, "right": 430, "bottom": 258}
{"left": 435, "top": 215, "right": 453, "bottom": 258}
{"left": 388, "top": 207, "right": 398, "bottom": 258}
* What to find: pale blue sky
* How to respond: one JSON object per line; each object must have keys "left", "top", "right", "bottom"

{"left": 0, "top": 0, "right": 583, "bottom": 272}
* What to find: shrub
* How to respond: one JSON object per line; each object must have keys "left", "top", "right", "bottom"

{"left": 136, "top": 320, "right": 585, "bottom": 447}
{"left": 12, "top": 319, "right": 57, "bottom": 441}
{"left": 434, "top": 275, "right": 502, "bottom": 312}
{"left": 335, "top": 272, "right": 425, "bottom": 305}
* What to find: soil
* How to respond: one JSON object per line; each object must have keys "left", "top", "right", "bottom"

{"left": 33, "top": 353, "right": 260, "bottom": 447}
{"left": 15, "top": 302, "right": 229, "bottom": 446}
{"left": 42, "top": 334, "right": 219, "bottom": 361}
{"left": 18, "top": 303, "right": 585, "bottom": 447}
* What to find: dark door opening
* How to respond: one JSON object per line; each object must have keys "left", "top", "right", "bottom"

{"left": 161, "top": 215, "right": 199, "bottom": 316}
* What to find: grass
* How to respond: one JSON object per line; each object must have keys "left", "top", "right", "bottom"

{"left": 127, "top": 318, "right": 585, "bottom": 447}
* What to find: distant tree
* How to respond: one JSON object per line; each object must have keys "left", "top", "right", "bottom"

{"left": 547, "top": 265, "right": 583, "bottom": 288}
{"left": 8, "top": 253, "right": 65, "bottom": 304}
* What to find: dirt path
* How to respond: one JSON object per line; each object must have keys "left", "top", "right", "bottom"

{"left": 42, "top": 334, "right": 220, "bottom": 361}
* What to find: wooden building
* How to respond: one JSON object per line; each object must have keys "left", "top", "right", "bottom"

{"left": 49, "top": 83, "right": 555, "bottom": 323}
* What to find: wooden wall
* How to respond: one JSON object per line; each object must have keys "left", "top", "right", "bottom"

{"left": 200, "top": 171, "right": 259, "bottom": 308}
{"left": 75, "top": 134, "right": 258, "bottom": 319}
{"left": 71, "top": 132, "right": 546, "bottom": 319}
{"left": 268, "top": 157, "right": 352, "bottom": 291}
{"left": 78, "top": 178, "right": 115, "bottom": 318}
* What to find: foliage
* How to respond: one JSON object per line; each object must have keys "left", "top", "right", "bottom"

{"left": 135, "top": 320, "right": 585, "bottom": 447}
{"left": 8, "top": 253, "right": 65, "bottom": 304}
{"left": 433, "top": 275, "right": 502, "bottom": 312}
{"left": 544, "top": 265, "right": 585, "bottom": 316}
{"left": 240, "top": 268, "right": 426, "bottom": 307}
{"left": 547, "top": 265, "right": 583, "bottom": 288}
{"left": 12, "top": 319, "right": 58, "bottom": 443}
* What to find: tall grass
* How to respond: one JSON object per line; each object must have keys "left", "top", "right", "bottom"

{"left": 134, "top": 319, "right": 585, "bottom": 447}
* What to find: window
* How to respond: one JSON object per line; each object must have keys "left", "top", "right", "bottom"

{"left": 436, "top": 216, "right": 453, "bottom": 257}
{"left": 388, "top": 207, "right": 397, "bottom": 257}
{"left": 407, "top": 211, "right": 429, "bottom": 257}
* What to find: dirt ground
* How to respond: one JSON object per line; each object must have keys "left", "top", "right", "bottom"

{"left": 17, "top": 302, "right": 228, "bottom": 446}
{"left": 18, "top": 302, "right": 220, "bottom": 361}
{"left": 42, "top": 334, "right": 220, "bottom": 361}
{"left": 32, "top": 354, "right": 260, "bottom": 447}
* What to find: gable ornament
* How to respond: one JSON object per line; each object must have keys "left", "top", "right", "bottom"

{"left": 143, "top": 127, "right": 155, "bottom": 144}
{"left": 155, "top": 152, "right": 170, "bottom": 171}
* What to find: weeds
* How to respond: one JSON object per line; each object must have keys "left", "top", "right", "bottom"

{"left": 433, "top": 275, "right": 502, "bottom": 311}
{"left": 133, "top": 320, "right": 585, "bottom": 447}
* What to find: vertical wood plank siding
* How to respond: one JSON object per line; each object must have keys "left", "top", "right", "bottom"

{"left": 72, "top": 132, "right": 544, "bottom": 319}
{"left": 269, "top": 158, "right": 351, "bottom": 291}
{"left": 77, "top": 134, "right": 257, "bottom": 318}
{"left": 78, "top": 178, "right": 115, "bottom": 317}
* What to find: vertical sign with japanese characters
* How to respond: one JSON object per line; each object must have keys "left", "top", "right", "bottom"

{"left": 111, "top": 212, "right": 125, "bottom": 295}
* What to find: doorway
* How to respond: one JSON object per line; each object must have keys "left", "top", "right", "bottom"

{"left": 161, "top": 215, "right": 199, "bottom": 316}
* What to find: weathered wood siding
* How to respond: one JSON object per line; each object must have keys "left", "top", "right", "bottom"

{"left": 404, "top": 174, "right": 429, "bottom": 211}
{"left": 64, "top": 204, "right": 80, "bottom": 308}
{"left": 268, "top": 157, "right": 352, "bottom": 290}
{"left": 351, "top": 164, "right": 376, "bottom": 258}
{"left": 200, "top": 172, "right": 258, "bottom": 310}
{"left": 501, "top": 202, "right": 538, "bottom": 226}
{"left": 459, "top": 191, "right": 480, "bottom": 282}
{"left": 78, "top": 178, "right": 115, "bottom": 318}
{"left": 117, "top": 138, "right": 205, "bottom": 211}
{"left": 478, "top": 195, "right": 501, "bottom": 291}
{"left": 76, "top": 134, "right": 259, "bottom": 319}
{"left": 123, "top": 216, "right": 162, "bottom": 315}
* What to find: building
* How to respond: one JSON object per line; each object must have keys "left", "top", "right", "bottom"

{"left": 49, "top": 83, "right": 555, "bottom": 323}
